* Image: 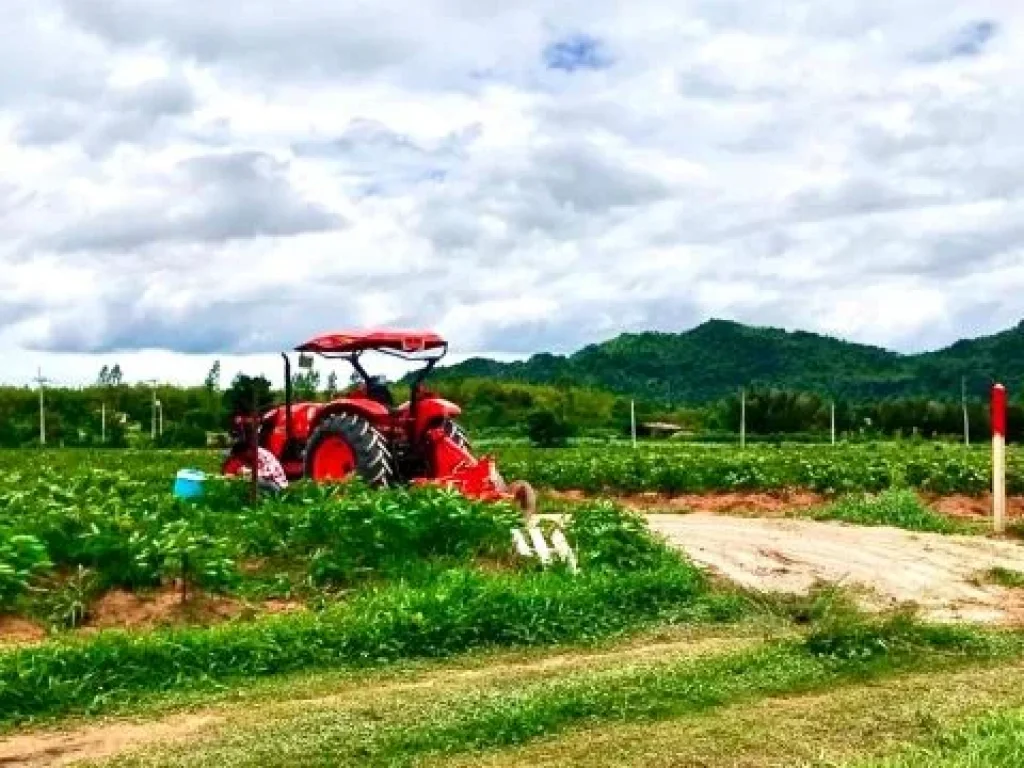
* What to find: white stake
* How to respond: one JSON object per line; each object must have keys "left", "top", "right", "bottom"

{"left": 511, "top": 529, "right": 533, "bottom": 558}
{"left": 528, "top": 526, "right": 553, "bottom": 564}
{"left": 550, "top": 529, "right": 578, "bottom": 573}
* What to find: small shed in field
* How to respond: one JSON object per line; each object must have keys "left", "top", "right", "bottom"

{"left": 639, "top": 421, "right": 685, "bottom": 438}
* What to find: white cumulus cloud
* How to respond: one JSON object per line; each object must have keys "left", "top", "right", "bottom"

{"left": 1, "top": 0, "right": 1022, "bottom": 386}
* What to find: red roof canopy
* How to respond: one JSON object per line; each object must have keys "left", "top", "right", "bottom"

{"left": 296, "top": 330, "right": 447, "bottom": 355}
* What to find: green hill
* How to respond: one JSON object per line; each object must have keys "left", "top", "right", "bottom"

{"left": 434, "top": 319, "right": 1024, "bottom": 403}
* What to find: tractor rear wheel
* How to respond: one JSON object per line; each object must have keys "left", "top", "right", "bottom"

{"left": 304, "top": 413, "right": 394, "bottom": 487}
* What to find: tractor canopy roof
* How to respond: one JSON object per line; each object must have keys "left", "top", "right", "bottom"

{"left": 296, "top": 330, "right": 447, "bottom": 355}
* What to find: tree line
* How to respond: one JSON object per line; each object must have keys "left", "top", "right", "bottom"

{"left": 0, "top": 360, "right": 1018, "bottom": 448}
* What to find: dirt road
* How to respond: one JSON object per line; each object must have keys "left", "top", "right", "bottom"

{"left": 648, "top": 513, "right": 1024, "bottom": 623}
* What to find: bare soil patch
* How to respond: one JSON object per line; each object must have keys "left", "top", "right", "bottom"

{"left": 83, "top": 587, "right": 248, "bottom": 631}
{"left": 0, "top": 714, "right": 221, "bottom": 768}
{"left": 0, "top": 589, "right": 305, "bottom": 646}
{"left": 926, "top": 493, "right": 1024, "bottom": 521}
{"left": 553, "top": 488, "right": 1024, "bottom": 529}
{"left": 649, "top": 512, "right": 1024, "bottom": 624}
{"left": 0, "top": 617, "right": 46, "bottom": 647}
{"left": 548, "top": 489, "right": 826, "bottom": 516}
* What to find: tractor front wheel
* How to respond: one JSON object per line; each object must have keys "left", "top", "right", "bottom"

{"left": 303, "top": 413, "right": 394, "bottom": 487}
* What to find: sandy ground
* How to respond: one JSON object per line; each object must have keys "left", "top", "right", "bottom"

{"left": 648, "top": 513, "right": 1024, "bottom": 623}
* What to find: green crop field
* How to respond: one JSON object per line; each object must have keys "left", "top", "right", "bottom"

{"left": 491, "top": 440, "right": 1021, "bottom": 495}
{"left": 1, "top": 444, "right": 1024, "bottom": 767}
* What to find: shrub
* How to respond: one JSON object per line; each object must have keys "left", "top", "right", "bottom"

{"left": 527, "top": 409, "right": 575, "bottom": 448}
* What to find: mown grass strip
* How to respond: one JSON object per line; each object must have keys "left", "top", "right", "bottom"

{"left": 854, "top": 707, "right": 1024, "bottom": 767}
{"left": 0, "top": 563, "right": 747, "bottom": 726}
{"left": 101, "top": 616, "right": 1024, "bottom": 768}
{"left": 431, "top": 657, "right": 1024, "bottom": 768}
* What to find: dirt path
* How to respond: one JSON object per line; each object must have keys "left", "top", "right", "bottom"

{"left": 0, "top": 714, "right": 220, "bottom": 768}
{"left": 649, "top": 513, "right": 1024, "bottom": 623}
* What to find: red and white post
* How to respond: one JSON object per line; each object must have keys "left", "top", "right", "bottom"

{"left": 992, "top": 383, "right": 1007, "bottom": 534}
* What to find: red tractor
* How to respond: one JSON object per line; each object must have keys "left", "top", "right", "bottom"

{"left": 221, "top": 330, "right": 534, "bottom": 512}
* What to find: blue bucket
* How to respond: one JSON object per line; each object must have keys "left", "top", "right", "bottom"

{"left": 173, "top": 469, "right": 207, "bottom": 499}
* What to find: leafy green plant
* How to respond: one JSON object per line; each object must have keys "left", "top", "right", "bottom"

{"left": 564, "top": 500, "right": 674, "bottom": 571}
{"left": 36, "top": 566, "right": 100, "bottom": 630}
{"left": 142, "top": 520, "right": 239, "bottom": 600}
{"left": 0, "top": 533, "right": 51, "bottom": 611}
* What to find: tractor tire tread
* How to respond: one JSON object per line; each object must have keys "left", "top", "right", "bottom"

{"left": 304, "top": 413, "right": 395, "bottom": 487}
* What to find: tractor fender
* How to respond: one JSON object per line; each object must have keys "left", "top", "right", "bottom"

{"left": 311, "top": 399, "right": 391, "bottom": 432}
{"left": 415, "top": 397, "right": 462, "bottom": 435}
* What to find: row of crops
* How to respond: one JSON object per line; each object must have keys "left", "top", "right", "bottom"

{"left": 0, "top": 449, "right": 673, "bottom": 626}
{"left": 0, "top": 442, "right": 1015, "bottom": 627}
{"left": 494, "top": 441, "right": 1021, "bottom": 495}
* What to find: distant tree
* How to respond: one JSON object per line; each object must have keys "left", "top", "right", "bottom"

{"left": 108, "top": 364, "right": 123, "bottom": 386}
{"left": 204, "top": 361, "right": 222, "bottom": 393}
{"left": 293, "top": 369, "right": 321, "bottom": 401}
{"left": 223, "top": 374, "right": 274, "bottom": 423}
{"left": 326, "top": 371, "right": 339, "bottom": 398}
{"left": 526, "top": 408, "right": 575, "bottom": 448}
{"left": 97, "top": 365, "right": 110, "bottom": 386}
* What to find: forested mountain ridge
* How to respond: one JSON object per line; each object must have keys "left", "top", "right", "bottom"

{"left": 433, "top": 319, "right": 1024, "bottom": 403}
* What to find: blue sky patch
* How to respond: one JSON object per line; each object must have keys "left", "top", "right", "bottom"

{"left": 543, "top": 33, "right": 613, "bottom": 72}
{"left": 950, "top": 20, "right": 997, "bottom": 57}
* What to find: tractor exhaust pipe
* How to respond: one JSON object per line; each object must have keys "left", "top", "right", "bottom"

{"left": 282, "top": 353, "right": 293, "bottom": 440}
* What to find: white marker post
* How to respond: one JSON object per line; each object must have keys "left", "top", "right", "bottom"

{"left": 992, "top": 383, "right": 1007, "bottom": 535}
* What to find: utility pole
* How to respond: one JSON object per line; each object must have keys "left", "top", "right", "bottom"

{"left": 101, "top": 402, "right": 106, "bottom": 443}
{"left": 831, "top": 401, "right": 836, "bottom": 446}
{"left": 740, "top": 388, "right": 746, "bottom": 449}
{"left": 962, "top": 376, "right": 970, "bottom": 446}
{"left": 630, "top": 399, "right": 637, "bottom": 449}
{"left": 33, "top": 368, "right": 50, "bottom": 446}
{"left": 147, "top": 380, "right": 158, "bottom": 440}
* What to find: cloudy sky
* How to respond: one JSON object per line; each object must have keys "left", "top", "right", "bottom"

{"left": 1, "top": 0, "right": 1022, "bottom": 386}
